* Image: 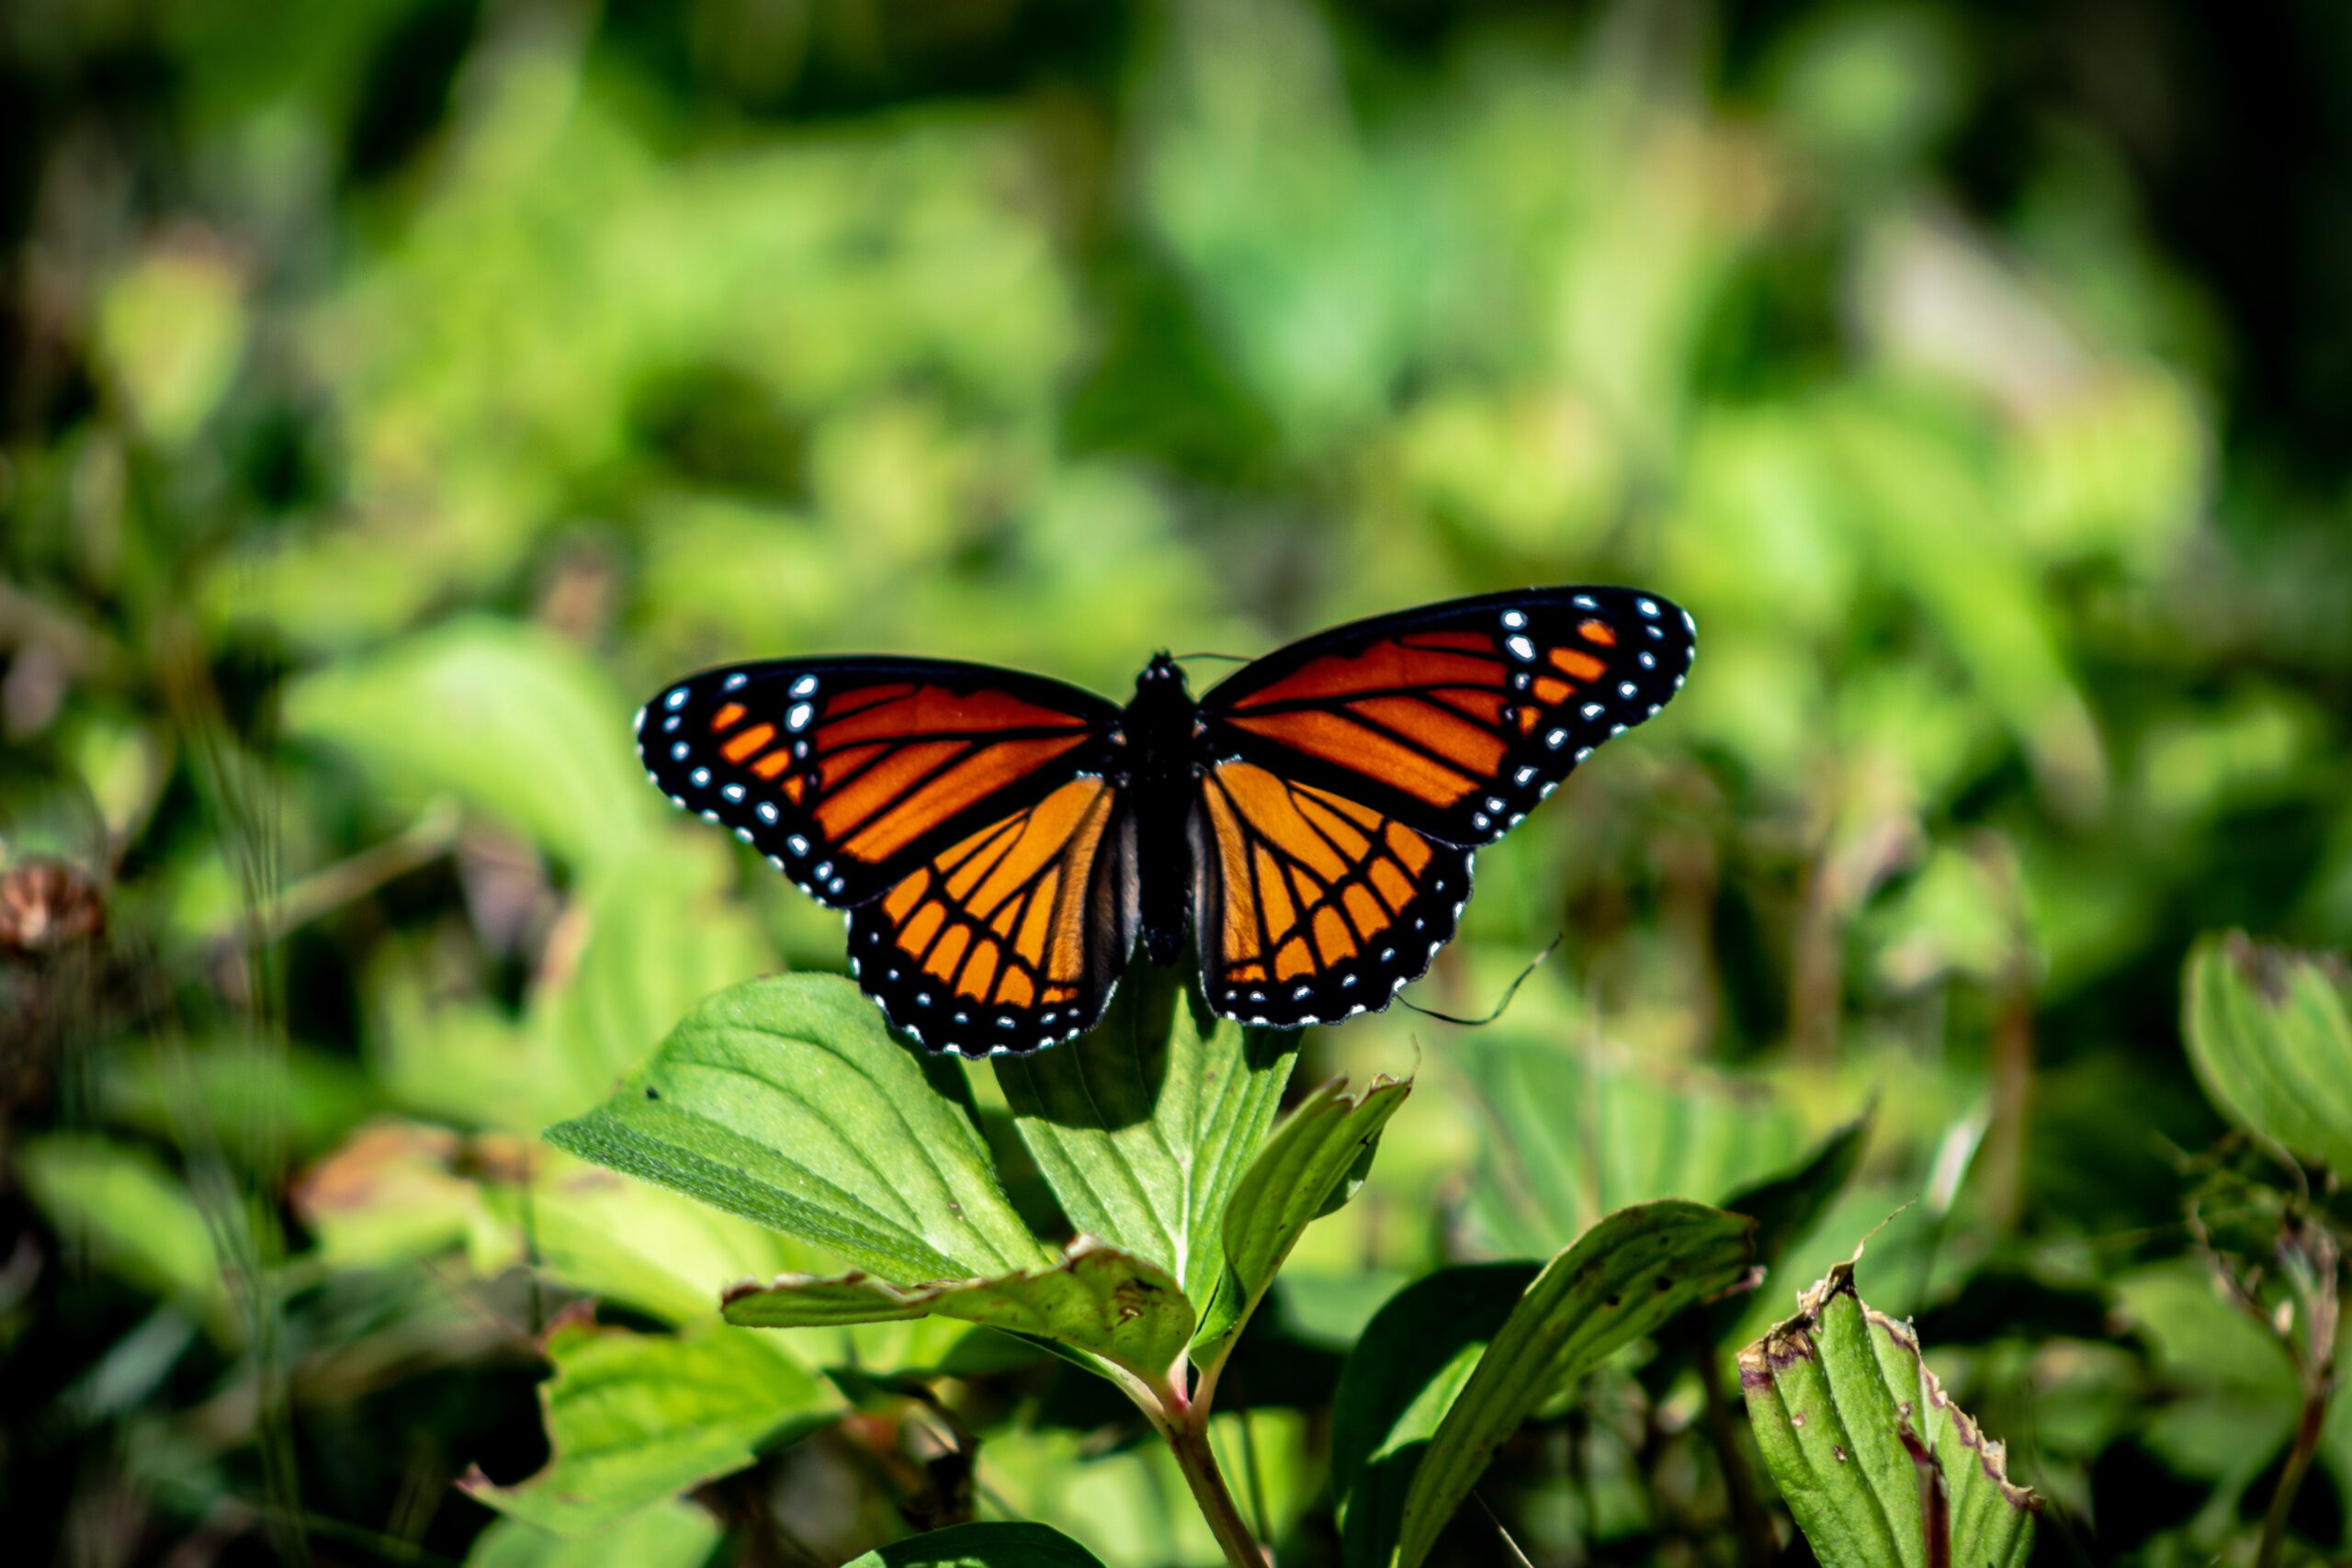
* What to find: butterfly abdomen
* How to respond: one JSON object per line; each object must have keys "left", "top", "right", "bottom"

{"left": 1121, "top": 653, "right": 1200, "bottom": 966}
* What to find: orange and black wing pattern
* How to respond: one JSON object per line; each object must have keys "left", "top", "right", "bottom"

{"left": 1191, "top": 761, "right": 1475, "bottom": 1027}
{"left": 637, "top": 658, "right": 1121, "bottom": 912}
{"left": 848, "top": 778, "right": 1139, "bottom": 1055}
{"left": 1196, "top": 587, "right": 1694, "bottom": 848}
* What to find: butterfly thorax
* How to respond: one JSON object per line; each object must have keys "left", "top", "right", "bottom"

{"left": 1121, "top": 652, "right": 1200, "bottom": 965}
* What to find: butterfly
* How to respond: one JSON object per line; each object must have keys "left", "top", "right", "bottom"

{"left": 637, "top": 587, "right": 1694, "bottom": 1057}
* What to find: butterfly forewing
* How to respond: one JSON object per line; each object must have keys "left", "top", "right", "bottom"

{"left": 1195, "top": 587, "right": 1695, "bottom": 848}
{"left": 1191, "top": 761, "right": 1476, "bottom": 1028}
{"left": 637, "top": 658, "right": 1122, "bottom": 909}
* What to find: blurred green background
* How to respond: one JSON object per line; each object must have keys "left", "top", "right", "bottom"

{"left": 6, "top": 0, "right": 2351, "bottom": 1563}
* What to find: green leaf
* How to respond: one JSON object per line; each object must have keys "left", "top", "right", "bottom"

{"left": 1687, "top": 1112, "right": 1872, "bottom": 1350}
{"left": 842, "top": 1520, "right": 1107, "bottom": 1568}
{"left": 1389, "top": 1201, "right": 1758, "bottom": 1568}
{"left": 1461, "top": 1037, "right": 1804, "bottom": 1256}
{"left": 992, "top": 961, "right": 1296, "bottom": 1314}
{"left": 1331, "top": 1263, "right": 1542, "bottom": 1567}
{"left": 1192, "top": 1069, "right": 1412, "bottom": 1369}
{"left": 2183, "top": 931, "right": 2352, "bottom": 1173}
{"left": 462, "top": 1501, "right": 722, "bottom": 1568}
{"left": 723, "top": 1239, "right": 1193, "bottom": 1392}
{"left": 464, "top": 1314, "right": 840, "bottom": 1537}
{"left": 542, "top": 846, "right": 775, "bottom": 1114}
{"left": 1739, "top": 1258, "right": 2039, "bottom": 1568}
{"left": 284, "top": 617, "right": 652, "bottom": 872}
{"left": 15, "top": 1134, "right": 231, "bottom": 1335}
{"left": 546, "top": 974, "right": 1054, "bottom": 1283}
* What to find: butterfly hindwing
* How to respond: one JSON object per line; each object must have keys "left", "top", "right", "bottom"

{"left": 637, "top": 658, "right": 1121, "bottom": 910}
{"left": 849, "top": 777, "right": 1140, "bottom": 1056}
{"left": 1191, "top": 760, "right": 1475, "bottom": 1028}
{"left": 1195, "top": 587, "right": 1695, "bottom": 847}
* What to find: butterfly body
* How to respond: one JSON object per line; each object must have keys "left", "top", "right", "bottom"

{"left": 639, "top": 586, "right": 1694, "bottom": 1057}
{"left": 1119, "top": 651, "right": 1204, "bottom": 966}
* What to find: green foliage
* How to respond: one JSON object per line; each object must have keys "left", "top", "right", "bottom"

{"left": 9, "top": 0, "right": 2352, "bottom": 1559}
{"left": 548, "top": 975, "right": 1050, "bottom": 1282}
{"left": 1739, "top": 1258, "right": 2038, "bottom": 1568}
{"left": 994, "top": 964, "right": 1300, "bottom": 1317}
{"left": 2184, "top": 931, "right": 2352, "bottom": 1172}
{"left": 843, "top": 1521, "right": 1107, "bottom": 1568}
{"left": 465, "top": 1314, "right": 840, "bottom": 1536}
{"left": 466, "top": 1503, "right": 724, "bottom": 1568}
{"left": 1336, "top": 1202, "right": 1758, "bottom": 1567}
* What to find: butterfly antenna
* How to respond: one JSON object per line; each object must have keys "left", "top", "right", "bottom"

{"left": 1396, "top": 933, "right": 1564, "bottom": 1027}
{"left": 1172, "top": 649, "right": 1252, "bottom": 664}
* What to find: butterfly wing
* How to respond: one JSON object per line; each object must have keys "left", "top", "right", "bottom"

{"left": 639, "top": 658, "right": 1141, "bottom": 1055}
{"left": 639, "top": 657, "right": 1121, "bottom": 907}
{"left": 1195, "top": 587, "right": 1694, "bottom": 848}
{"left": 1191, "top": 760, "right": 1475, "bottom": 1026}
{"left": 1189, "top": 586, "right": 1693, "bottom": 1024}
{"left": 849, "top": 777, "right": 1139, "bottom": 1056}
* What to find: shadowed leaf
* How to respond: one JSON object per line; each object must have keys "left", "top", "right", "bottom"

{"left": 842, "top": 1520, "right": 1108, "bottom": 1567}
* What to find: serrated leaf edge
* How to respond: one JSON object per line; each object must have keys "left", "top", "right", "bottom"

{"left": 1738, "top": 1258, "right": 2039, "bottom": 1515}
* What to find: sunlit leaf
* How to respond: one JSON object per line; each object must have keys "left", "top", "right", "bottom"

{"left": 463, "top": 1314, "right": 840, "bottom": 1537}
{"left": 463, "top": 1501, "right": 722, "bottom": 1568}
{"left": 843, "top": 1520, "right": 1109, "bottom": 1567}
{"left": 1192, "top": 1069, "right": 1411, "bottom": 1370}
{"left": 993, "top": 962, "right": 1295, "bottom": 1315}
{"left": 547, "top": 975, "right": 1052, "bottom": 1283}
{"left": 724, "top": 1239, "right": 1193, "bottom": 1392}
{"left": 284, "top": 618, "right": 652, "bottom": 871}
{"left": 2183, "top": 931, "right": 2352, "bottom": 1173}
{"left": 1739, "top": 1257, "right": 2039, "bottom": 1568}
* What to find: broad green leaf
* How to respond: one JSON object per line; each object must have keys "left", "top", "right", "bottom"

{"left": 463, "top": 1501, "right": 722, "bottom": 1568}
{"left": 994, "top": 961, "right": 1296, "bottom": 1314}
{"left": 724, "top": 1239, "right": 1193, "bottom": 1391}
{"left": 2183, "top": 931, "right": 2352, "bottom": 1173}
{"left": 464, "top": 1314, "right": 840, "bottom": 1537}
{"left": 1192, "top": 1070, "right": 1412, "bottom": 1368}
{"left": 1462, "top": 1037, "right": 1804, "bottom": 1256}
{"left": 1331, "top": 1263, "right": 1542, "bottom": 1567}
{"left": 284, "top": 617, "right": 651, "bottom": 871}
{"left": 1739, "top": 1258, "right": 2039, "bottom": 1568}
{"left": 15, "top": 1134, "right": 231, "bottom": 1335}
{"left": 547, "top": 974, "right": 1053, "bottom": 1283}
{"left": 843, "top": 1520, "right": 1108, "bottom": 1567}
{"left": 1391, "top": 1201, "right": 1757, "bottom": 1568}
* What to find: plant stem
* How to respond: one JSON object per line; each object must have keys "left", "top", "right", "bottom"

{"left": 2256, "top": 1385, "right": 2330, "bottom": 1568}
{"left": 1164, "top": 1400, "right": 1269, "bottom": 1568}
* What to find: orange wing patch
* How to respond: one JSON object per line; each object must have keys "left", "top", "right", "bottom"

{"left": 850, "top": 778, "right": 1136, "bottom": 1055}
{"left": 1192, "top": 761, "right": 1473, "bottom": 1028}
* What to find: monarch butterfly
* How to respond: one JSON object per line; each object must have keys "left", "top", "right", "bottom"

{"left": 638, "top": 587, "right": 1693, "bottom": 1056}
